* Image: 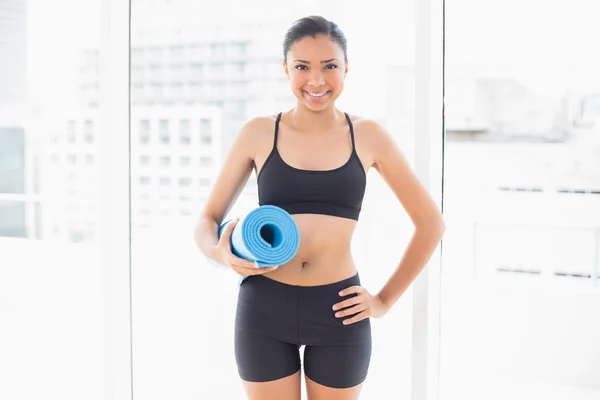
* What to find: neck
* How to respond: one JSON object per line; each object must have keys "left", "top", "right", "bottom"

{"left": 290, "top": 103, "right": 344, "bottom": 132}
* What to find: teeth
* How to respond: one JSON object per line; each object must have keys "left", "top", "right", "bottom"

{"left": 307, "top": 91, "right": 328, "bottom": 97}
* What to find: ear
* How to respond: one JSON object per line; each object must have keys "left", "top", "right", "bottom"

{"left": 282, "top": 61, "right": 289, "bottom": 79}
{"left": 344, "top": 61, "right": 349, "bottom": 75}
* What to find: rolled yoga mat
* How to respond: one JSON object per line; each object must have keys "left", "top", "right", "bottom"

{"left": 215, "top": 205, "right": 300, "bottom": 284}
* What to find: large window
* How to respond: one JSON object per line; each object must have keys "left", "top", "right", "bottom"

{"left": 11, "top": 1, "right": 598, "bottom": 400}
{"left": 130, "top": 0, "right": 418, "bottom": 399}
{"left": 0, "top": 0, "right": 106, "bottom": 398}
{"left": 440, "top": 1, "right": 600, "bottom": 399}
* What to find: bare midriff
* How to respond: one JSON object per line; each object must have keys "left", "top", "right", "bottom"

{"left": 260, "top": 213, "right": 359, "bottom": 286}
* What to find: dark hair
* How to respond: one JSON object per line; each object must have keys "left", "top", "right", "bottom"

{"left": 283, "top": 16, "right": 348, "bottom": 63}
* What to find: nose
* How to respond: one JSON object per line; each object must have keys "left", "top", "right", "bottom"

{"left": 307, "top": 69, "right": 325, "bottom": 87}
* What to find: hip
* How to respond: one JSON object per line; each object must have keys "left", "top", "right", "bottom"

{"left": 235, "top": 273, "right": 371, "bottom": 346}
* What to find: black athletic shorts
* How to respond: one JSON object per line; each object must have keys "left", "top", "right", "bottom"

{"left": 234, "top": 273, "right": 372, "bottom": 389}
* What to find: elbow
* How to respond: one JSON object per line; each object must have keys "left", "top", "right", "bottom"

{"left": 415, "top": 215, "right": 445, "bottom": 238}
{"left": 439, "top": 219, "right": 446, "bottom": 239}
{"left": 436, "top": 213, "right": 446, "bottom": 237}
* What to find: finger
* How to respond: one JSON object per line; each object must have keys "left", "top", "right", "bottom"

{"left": 335, "top": 304, "right": 367, "bottom": 318}
{"left": 338, "top": 285, "right": 364, "bottom": 297}
{"left": 343, "top": 311, "right": 370, "bottom": 325}
{"left": 220, "top": 218, "right": 239, "bottom": 239}
{"left": 254, "top": 266, "right": 279, "bottom": 275}
{"left": 234, "top": 265, "right": 278, "bottom": 276}
{"left": 332, "top": 295, "right": 363, "bottom": 311}
{"left": 228, "top": 255, "right": 256, "bottom": 270}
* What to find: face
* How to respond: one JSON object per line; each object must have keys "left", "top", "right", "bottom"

{"left": 283, "top": 34, "right": 348, "bottom": 112}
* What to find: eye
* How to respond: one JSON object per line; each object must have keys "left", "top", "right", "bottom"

{"left": 295, "top": 65, "right": 308, "bottom": 71}
{"left": 325, "top": 64, "right": 337, "bottom": 70}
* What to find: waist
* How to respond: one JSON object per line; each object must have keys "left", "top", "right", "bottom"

{"left": 261, "top": 245, "right": 357, "bottom": 286}
{"left": 260, "top": 213, "right": 358, "bottom": 285}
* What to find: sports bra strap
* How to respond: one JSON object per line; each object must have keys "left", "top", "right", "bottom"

{"left": 273, "top": 112, "right": 282, "bottom": 150}
{"left": 344, "top": 112, "right": 356, "bottom": 152}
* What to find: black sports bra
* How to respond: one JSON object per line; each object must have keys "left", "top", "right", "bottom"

{"left": 257, "top": 112, "right": 367, "bottom": 221}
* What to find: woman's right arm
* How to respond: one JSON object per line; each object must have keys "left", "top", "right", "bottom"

{"left": 194, "top": 117, "right": 278, "bottom": 275}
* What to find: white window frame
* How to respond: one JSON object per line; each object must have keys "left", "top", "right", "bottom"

{"left": 99, "top": 0, "right": 132, "bottom": 398}
{"left": 412, "top": 0, "right": 444, "bottom": 399}
{"left": 99, "top": 0, "right": 444, "bottom": 398}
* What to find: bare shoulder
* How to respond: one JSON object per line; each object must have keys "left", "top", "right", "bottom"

{"left": 345, "top": 114, "right": 395, "bottom": 163}
{"left": 238, "top": 114, "right": 276, "bottom": 138}
{"left": 235, "top": 114, "right": 278, "bottom": 156}
{"left": 346, "top": 114, "right": 390, "bottom": 142}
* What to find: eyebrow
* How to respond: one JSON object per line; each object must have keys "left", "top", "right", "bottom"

{"left": 293, "top": 58, "right": 339, "bottom": 64}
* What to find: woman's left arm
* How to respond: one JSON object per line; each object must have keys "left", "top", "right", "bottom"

{"left": 333, "top": 120, "right": 445, "bottom": 324}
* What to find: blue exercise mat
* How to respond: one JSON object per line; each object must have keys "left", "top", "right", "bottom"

{"left": 216, "top": 205, "right": 300, "bottom": 284}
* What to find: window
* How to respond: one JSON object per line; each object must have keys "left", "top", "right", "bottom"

{"left": 170, "top": 82, "right": 182, "bottom": 97}
{"left": 159, "top": 119, "right": 169, "bottom": 144}
{"left": 440, "top": 1, "right": 600, "bottom": 399}
{"left": 140, "top": 120, "right": 150, "bottom": 144}
{"left": 199, "top": 156, "right": 212, "bottom": 167}
{"left": 170, "top": 45, "right": 184, "bottom": 64}
{"left": 84, "top": 120, "right": 94, "bottom": 143}
{"left": 2, "top": 5, "right": 111, "bottom": 393}
{"left": 199, "top": 178, "right": 211, "bottom": 187}
{"left": 179, "top": 156, "right": 191, "bottom": 166}
{"left": 178, "top": 177, "right": 191, "bottom": 187}
{"left": 179, "top": 119, "right": 191, "bottom": 144}
{"left": 159, "top": 156, "right": 170, "bottom": 166}
{"left": 67, "top": 120, "right": 76, "bottom": 143}
{"left": 130, "top": 3, "right": 424, "bottom": 400}
{"left": 199, "top": 119, "right": 211, "bottom": 145}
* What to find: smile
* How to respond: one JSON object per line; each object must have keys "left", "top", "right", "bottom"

{"left": 304, "top": 90, "right": 331, "bottom": 99}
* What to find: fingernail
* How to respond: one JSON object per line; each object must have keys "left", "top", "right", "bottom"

{"left": 339, "top": 291, "right": 344, "bottom": 296}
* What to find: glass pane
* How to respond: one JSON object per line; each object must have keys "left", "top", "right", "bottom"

{"left": 131, "top": 0, "right": 415, "bottom": 399}
{"left": 441, "top": 0, "right": 600, "bottom": 399}
{"left": 0, "top": 0, "right": 104, "bottom": 399}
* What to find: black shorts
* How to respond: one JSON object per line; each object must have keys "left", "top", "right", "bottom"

{"left": 234, "top": 273, "right": 372, "bottom": 389}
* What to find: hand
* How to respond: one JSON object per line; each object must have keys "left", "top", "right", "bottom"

{"left": 332, "top": 285, "right": 390, "bottom": 325}
{"left": 215, "top": 218, "right": 279, "bottom": 277}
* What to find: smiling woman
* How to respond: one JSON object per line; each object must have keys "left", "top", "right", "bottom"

{"left": 194, "top": 14, "right": 445, "bottom": 400}
{"left": 127, "top": 0, "right": 436, "bottom": 397}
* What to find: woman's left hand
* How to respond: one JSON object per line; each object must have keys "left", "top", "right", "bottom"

{"left": 332, "top": 286, "right": 390, "bottom": 325}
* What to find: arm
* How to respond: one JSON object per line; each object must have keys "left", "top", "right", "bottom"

{"left": 194, "top": 117, "right": 259, "bottom": 264}
{"left": 368, "top": 120, "right": 445, "bottom": 310}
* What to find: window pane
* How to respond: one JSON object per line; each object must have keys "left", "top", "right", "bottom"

{"left": 440, "top": 1, "right": 600, "bottom": 399}
{"left": 0, "top": 0, "right": 105, "bottom": 399}
{"left": 131, "top": 1, "right": 415, "bottom": 399}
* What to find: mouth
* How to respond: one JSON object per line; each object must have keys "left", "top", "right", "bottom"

{"left": 303, "top": 90, "right": 331, "bottom": 101}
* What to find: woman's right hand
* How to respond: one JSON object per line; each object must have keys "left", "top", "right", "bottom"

{"left": 215, "top": 218, "right": 279, "bottom": 277}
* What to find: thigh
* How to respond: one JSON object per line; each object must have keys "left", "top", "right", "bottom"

{"left": 303, "top": 339, "right": 372, "bottom": 395}
{"left": 305, "top": 374, "right": 363, "bottom": 400}
{"left": 304, "top": 339, "right": 372, "bottom": 393}
{"left": 243, "top": 370, "right": 302, "bottom": 400}
{"left": 235, "top": 328, "right": 301, "bottom": 384}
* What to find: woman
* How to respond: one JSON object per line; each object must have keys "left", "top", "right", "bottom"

{"left": 194, "top": 15, "right": 445, "bottom": 400}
